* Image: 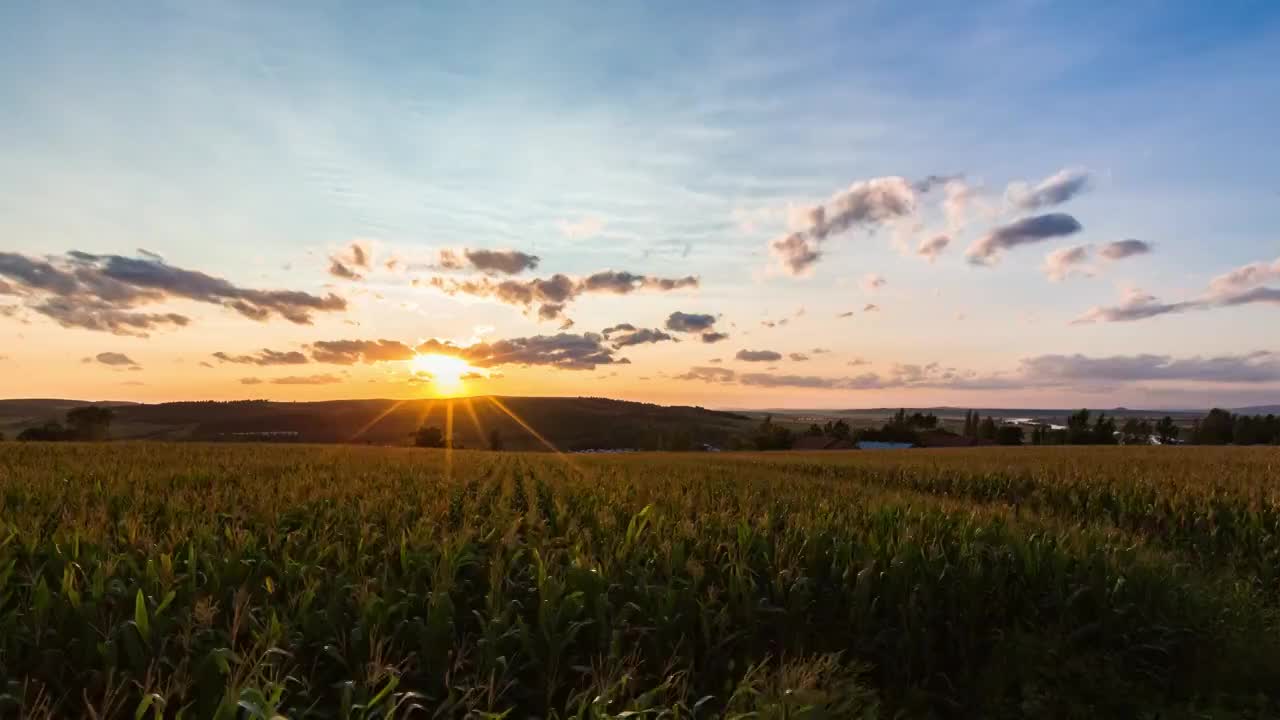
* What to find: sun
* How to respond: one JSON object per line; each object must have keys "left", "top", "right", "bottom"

{"left": 410, "top": 353, "right": 476, "bottom": 396}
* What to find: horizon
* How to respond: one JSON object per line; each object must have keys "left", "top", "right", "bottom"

{"left": 4, "top": 393, "right": 1274, "bottom": 416}
{"left": 3, "top": 3, "right": 1279, "bottom": 408}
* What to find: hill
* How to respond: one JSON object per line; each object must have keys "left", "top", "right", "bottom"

{"left": 0, "top": 396, "right": 752, "bottom": 451}
{"left": 1232, "top": 405, "right": 1280, "bottom": 415}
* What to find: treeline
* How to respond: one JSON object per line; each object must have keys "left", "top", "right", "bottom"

{"left": 16, "top": 407, "right": 116, "bottom": 441}
{"left": 961, "top": 410, "right": 1025, "bottom": 445}
{"left": 1188, "top": 408, "right": 1280, "bottom": 445}
{"left": 961, "top": 407, "right": 1280, "bottom": 447}
{"left": 962, "top": 409, "right": 1178, "bottom": 446}
{"left": 749, "top": 410, "right": 940, "bottom": 450}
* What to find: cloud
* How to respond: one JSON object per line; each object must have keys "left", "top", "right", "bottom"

{"left": 761, "top": 318, "right": 788, "bottom": 328}
{"left": 942, "top": 180, "right": 975, "bottom": 234}
{"left": 1073, "top": 289, "right": 1197, "bottom": 324}
{"left": 863, "top": 304, "right": 879, "bottom": 312}
{"left": 861, "top": 273, "right": 886, "bottom": 294}
{"left": 329, "top": 259, "right": 362, "bottom": 281}
{"left": 663, "top": 311, "right": 728, "bottom": 344}
{"left": 31, "top": 298, "right": 191, "bottom": 336}
{"left": 95, "top": 352, "right": 139, "bottom": 367}
{"left": 1019, "top": 352, "right": 1280, "bottom": 384}
{"left": 461, "top": 249, "right": 540, "bottom": 275}
{"left": 912, "top": 174, "right": 963, "bottom": 193}
{"left": 270, "top": 374, "right": 343, "bottom": 385}
{"left": 1219, "top": 286, "right": 1280, "bottom": 306}
{"left": 837, "top": 311, "right": 855, "bottom": 318}
{"left": 425, "top": 270, "right": 697, "bottom": 322}
{"left": 677, "top": 348, "right": 1280, "bottom": 393}
{"left": 770, "top": 176, "right": 916, "bottom": 275}
{"left": 1074, "top": 258, "right": 1280, "bottom": 325}
{"left": 328, "top": 241, "right": 373, "bottom": 281}
{"left": 736, "top": 349, "right": 783, "bottom": 362}
{"left": 213, "top": 349, "right": 309, "bottom": 366}
{"left": 674, "top": 366, "right": 737, "bottom": 383}
{"left": 1208, "top": 256, "right": 1280, "bottom": 295}
{"left": 601, "top": 323, "right": 637, "bottom": 335}
{"left": 0, "top": 251, "right": 344, "bottom": 336}
{"left": 739, "top": 372, "right": 872, "bottom": 389}
{"left": 789, "top": 353, "right": 810, "bottom": 361}
{"left": 847, "top": 358, "right": 870, "bottom": 366}
{"left": 432, "top": 251, "right": 542, "bottom": 275}
{"left": 917, "top": 234, "right": 950, "bottom": 262}
{"left": 240, "top": 377, "right": 263, "bottom": 385}
{"left": 1007, "top": 168, "right": 1091, "bottom": 210}
{"left": 665, "top": 311, "right": 717, "bottom": 333}
{"left": 558, "top": 216, "right": 606, "bottom": 239}
{"left": 583, "top": 271, "right": 699, "bottom": 294}
{"left": 310, "top": 339, "right": 417, "bottom": 365}
{"left": 966, "top": 213, "right": 1083, "bottom": 265}
{"left": 1043, "top": 244, "right": 1092, "bottom": 281}
{"left": 1098, "top": 239, "right": 1152, "bottom": 260}
{"left": 0, "top": 252, "right": 80, "bottom": 295}
{"left": 770, "top": 233, "right": 823, "bottom": 275}
{"left": 435, "top": 333, "right": 626, "bottom": 370}
{"left": 604, "top": 326, "right": 676, "bottom": 348}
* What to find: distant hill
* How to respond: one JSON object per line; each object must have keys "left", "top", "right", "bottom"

{"left": 1232, "top": 405, "right": 1280, "bottom": 415}
{"left": 0, "top": 396, "right": 752, "bottom": 451}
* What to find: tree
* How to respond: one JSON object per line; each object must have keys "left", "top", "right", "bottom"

{"left": 414, "top": 425, "right": 446, "bottom": 448}
{"left": 995, "top": 425, "right": 1024, "bottom": 445}
{"left": 65, "top": 406, "right": 115, "bottom": 440}
{"left": 1121, "top": 418, "right": 1151, "bottom": 445}
{"left": 806, "top": 423, "right": 824, "bottom": 437}
{"left": 907, "top": 412, "right": 938, "bottom": 429}
{"left": 753, "top": 416, "right": 794, "bottom": 451}
{"left": 828, "top": 419, "right": 851, "bottom": 440}
{"left": 1155, "top": 416, "right": 1179, "bottom": 444}
{"left": 18, "top": 421, "right": 69, "bottom": 441}
{"left": 1092, "top": 413, "right": 1117, "bottom": 444}
{"left": 1197, "top": 409, "right": 1235, "bottom": 445}
{"left": 978, "top": 416, "right": 997, "bottom": 442}
{"left": 1030, "top": 424, "right": 1045, "bottom": 445}
{"left": 1066, "top": 409, "right": 1092, "bottom": 444}
{"left": 488, "top": 428, "right": 504, "bottom": 451}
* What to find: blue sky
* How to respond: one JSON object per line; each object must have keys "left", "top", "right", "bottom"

{"left": 2, "top": 1, "right": 1278, "bottom": 408}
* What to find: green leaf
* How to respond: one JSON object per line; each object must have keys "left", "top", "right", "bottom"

{"left": 134, "top": 589, "right": 150, "bottom": 642}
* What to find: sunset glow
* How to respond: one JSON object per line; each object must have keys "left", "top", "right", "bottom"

{"left": 411, "top": 354, "right": 476, "bottom": 397}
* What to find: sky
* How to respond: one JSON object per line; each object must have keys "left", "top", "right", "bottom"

{"left": 2, "top": 1, "right": 1279, "bottom": 410}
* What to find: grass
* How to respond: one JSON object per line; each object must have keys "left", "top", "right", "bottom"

{"left": 1, "top": 443, "right": 1279, "bottom": 718}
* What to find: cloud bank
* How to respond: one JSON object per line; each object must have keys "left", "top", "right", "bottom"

{"left": 424, "top": 270, "right": 697, "bottom": 322}
{"left": 0, "top": 251, "right": 345, "bottom": 336}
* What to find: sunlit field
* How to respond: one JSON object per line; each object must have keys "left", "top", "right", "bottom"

{"left": 3, "top": 443, "right": 1280, "bottom": 718}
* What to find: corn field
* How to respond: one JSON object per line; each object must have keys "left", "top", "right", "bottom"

{"left": 2, "top": 443, "right": 1280, "bottom": 718}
